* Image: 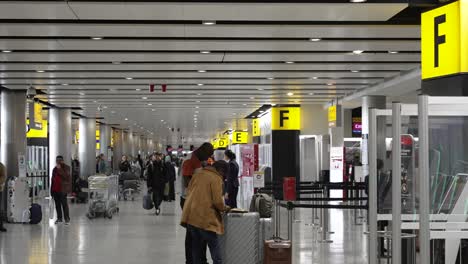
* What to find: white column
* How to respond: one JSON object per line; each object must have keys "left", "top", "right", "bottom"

{"left": 122, "top": 131, "right": 130, "bottom": 156}
{"left": 79, "top": 118, "right": 96, "bottom": 179}
{"left": 99, "top": 124, "right": 111, "bottom": 156}
{"left": 0, "top": 89, "right": 27, "bottom": 178}
{"left": 361, "top": 96, "right": 386, "bottom": 176}
{"left": 49, "top": 108, "right": 72, "bottom": 178}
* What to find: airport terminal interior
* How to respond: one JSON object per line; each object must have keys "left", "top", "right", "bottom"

{"left": 0, "top": 0, "right": 467, "bottom": 263}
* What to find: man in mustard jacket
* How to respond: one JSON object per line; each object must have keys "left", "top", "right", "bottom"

{"left": 181, "top": 160, "right": 230, "bottom": 264}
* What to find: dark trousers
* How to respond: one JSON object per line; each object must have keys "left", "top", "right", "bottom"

{"left": 181, "top": 197, "right": 208, "bottom": 264}
{"left": 169, "top": 180, "right": 175, "bottom": 201}
{"left": 226, "top": 186, "right": 239, "bottom": 208}
{"left": 152, "top": 187, "right": 164, "bottom": 209}
{"left": 188, "top": 225, "right": 222, "bottom": 264}
{"left": 52, "top": 192, "right": 70, "bottom": 221}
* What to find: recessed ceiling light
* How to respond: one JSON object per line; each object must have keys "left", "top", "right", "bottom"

{"left": 142, "top": 96, "right": 148, "bottom": 99}
{"left": 202, "top": 21, "right": 216, "bottom": 25}
{"left": 126, "top": 77, "right": 133, "bottom": 80}
{"left": 147, "top": 103, "right": 153, "bottom": 106}
{"left": 197, "top": 84, "right": 204, "bottom": 86}
{"left": 311, "top": 77, "right": 319, "bottom": 80}
{"left": 93, "top": 100, "right": 98, "bottom": 103}
{"left": 125, "top": 118, "right": 128, "bottom": 121}
{"left": 327, "top": 83, "right": 335, "bottom": 86}
{"left": 250, "top": 97, "right": 255, "bottom": 100}
{"left": 196, "top": 100, "right": 201, "bottom": 103}
{"left": 36, "top": 70, "right": 45, "bottom": 73}
{"left": 287, "top": 92, "right": 294, "bottom": 96}
{"left": 285, "top": 61, "right": 295, "bottom": 64}
{"left": 259, "top": 110, "right": 265, "bottom": 113}
{"left": 350, "top": 0, "right": 367, "bottom": 2}
{"left": 2, "top": 50, "right": 12, "bottom": 53}
{"left": 79, "top": 92, "right": 85, "bottom": 96}
{"left": 388, "top": 51, "right": 399, "bottom": 54}
{"left": 195, "top": 106, "right": 200, "bottom": 109}
{"left": 267, "top": 77, "right": 274, "bottom": 80}
{"left": 112, "top": 61, "right": 121, "bottom": 64}
{"left": 271, "top": 103, "right": 277, "bottom": 106}
{"left": 91, "top": 37, "right": 103, "bottom": 40}
{"left": 310, "top": 38, "right": 321, "bottom": 42}
{"left": 351, "top": 70, "right": 360, "bottom": 73}
{"left": 161, "top": 120, "right": 164, "bottom": 122}
{"left": 200, "top": 51, "right": 211, "bottom": 54}
{"left": 353, "top": 50, "right": 364, "bottom": 55}
{"left": 62, "top": 83, "right": 68, "bottom": 86}
{"left": 152, "top": 109, "right": 155, "bottom": 111}
{"left": 309, "top": 92, "right": 315, "bottom": 95}
{"left": 258, "top": 88, "right": 264, "bottom": 91}
{"left": 136, "top": 88, "right": 141, "bottom": 91}
{"left": 198, "top": 70, "right": 207, "bottom": 73}
{"left": 197, "top": 93, "right": 203, "bottom": 96}
{"left": 243, "top": 104, "right": 247, "bottom": 106}
{"left": 109, "top": 88, "right": 117, "bottom": 92}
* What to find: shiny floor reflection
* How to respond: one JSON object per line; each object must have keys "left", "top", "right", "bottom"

{"left": 0, "top": 197, "right": 368, "bottom": 264}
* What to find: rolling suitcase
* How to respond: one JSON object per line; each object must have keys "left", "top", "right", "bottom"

{"left": 259, "top": 218, "right": 274, "bottom": 264}
{"left": 223, "top": 212, "right": 260, "bottom": 264}
{"left": 264, "top": 239, "right": 292, "bottom": 264}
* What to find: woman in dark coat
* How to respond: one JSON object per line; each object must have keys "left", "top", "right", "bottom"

{"left": 147, "top": 153, "right": 166, "bottom": 215}
{"left": 224, "top": 150, "right": 240, "bottom": 208}
{"left": 165, "top": 159, "right": 176, "bottom": 202}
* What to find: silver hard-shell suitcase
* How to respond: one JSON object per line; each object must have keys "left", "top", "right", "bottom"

{"left": 222, "top": 212, "right": 260, "bottom": 264}
{"left": 259, "top": 218, "right": 274, "bottom": 263}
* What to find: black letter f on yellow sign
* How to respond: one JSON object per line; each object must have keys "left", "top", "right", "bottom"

{"left": 434, "top": 14, "right": 446, "bottom": 68}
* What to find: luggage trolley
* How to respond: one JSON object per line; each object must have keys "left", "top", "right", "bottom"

{"left": 86, "top": 175, "right": 119, "bottom": 219}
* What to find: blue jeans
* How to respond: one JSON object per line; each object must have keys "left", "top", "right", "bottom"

{"left": 188, "top": 225, "right": 222, "bottom": 264}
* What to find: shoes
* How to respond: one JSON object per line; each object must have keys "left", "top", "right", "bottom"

{"left": 55, "top": 219, "right": 63, "bottom": 225}
{"left": 0, "top": 227, "right": 6, "bottom": 232}
{"left": 155, "top": 208, "right": 161, "bottom": 216}
{"left": 65, "top": 220, "right": 70, "bottom": 225}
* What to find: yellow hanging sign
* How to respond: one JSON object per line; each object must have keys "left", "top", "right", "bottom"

{"left": 271, "top": 107, "right": 301, "bottom": 130}
{"left": 218, "top": 137, "right": 229, "bottom": 148}
{"left": 252, "top": 119, "right": 260, "bottom": 136}
{"left": 421, "top": 0, "right": 468, "bottom": 79}
{"left": 232, "top": 131, "right": 249, "bottom": 144}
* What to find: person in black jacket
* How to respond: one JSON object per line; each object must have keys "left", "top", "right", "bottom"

{"left": 165, "top": 158, "right": 176, "bottom": 202}
{"left": 147, "top": 153, "right": 166, "bottom": 215}
{"left": 119, "top": 155, "right": 131, "bottom": 172}
{"left": 224, "top": 150, "right": 240, "bottom": 208}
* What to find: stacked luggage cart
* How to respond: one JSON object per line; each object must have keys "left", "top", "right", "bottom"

{"left": 86, "top": 175, "right": 119, "bottom": 219}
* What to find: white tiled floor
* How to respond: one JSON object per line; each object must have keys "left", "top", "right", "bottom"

{"left": 0, "top": 193, "right": 369, "bottom": 264}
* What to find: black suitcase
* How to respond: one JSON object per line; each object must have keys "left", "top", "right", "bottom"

{"left": 29, "top": 203, "right": 42, "bottom": 224}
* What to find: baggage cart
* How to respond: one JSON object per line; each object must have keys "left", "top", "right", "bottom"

{"left": 86, "top": 175, "right": 119, "bottom": 219}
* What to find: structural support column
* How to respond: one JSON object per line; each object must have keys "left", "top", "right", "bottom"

{"left": 112, "top": 129, "right": 123, "bottom": 171}
{"left": 79, "top": 118, "right": 96, "bottom": 179}
{"left": 361, "top": 96, "right": 386, "bottom": 176}
{"left": 0, "top": 89, "right": 27, "bottom": 178}
{"left": 122, "top": 131, "right": 129, "bottom": 157}
{"left": 99, "top": 124, "right": 111, "bottom": 156}
{"left": 49, "top": 108, "right": 72, "bottom": 178}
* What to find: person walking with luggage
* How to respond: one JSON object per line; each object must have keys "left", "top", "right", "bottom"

{"left": 147, "top": 153, "right": 166, "bottom": 216}
{"left": 0, "top": 162, "right": 7, "bottom": 232}
{"left": 181, "top": 142, "right": 214, "bottom": 264}
{"left": 224, "top": 150, "right": 240, "bottom": 208}
{"left": 119, "top": 155, "right": 131, "bottom": 172}
{"left": 165, "top": 156, "right": 176, "bottom": 202}
{"left": 51, "top": 156, "right": 72, "bottom": 225}
{"left": 181, "top": 160, "right": 230, "bottom": 264}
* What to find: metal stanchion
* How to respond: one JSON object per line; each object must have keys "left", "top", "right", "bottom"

{"left": 319, "top": 186, "right": 333, "bottom": 243}
{"left": 287, "top": 202, "right": 294, "bottom": 241}
{"left": 275, "top": 199, "right": 281, "bottom": 238}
